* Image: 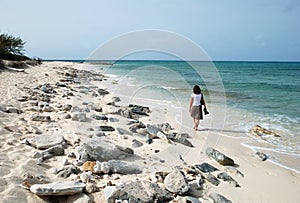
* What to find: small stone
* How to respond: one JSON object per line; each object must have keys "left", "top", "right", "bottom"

{"left": 66, "top": 193, "right": 92, "bottom": 203}
{"left": 82, "top": 161, "right": 96, "bottom": 172}
{"left": 204, "top": 173, "right": 220, "bottom": 186}
{"left": 85, "top": 181, "right": 99, "bottom": 193}
{"left": 30, "top": 181, "right": 85, "bottom": 196}
{"left": 132, "top": 139, "right": 143, "bottom": 148}
{"left": 195, "top": 162, "right": 219, "bottom": 173}
{"left": 206, "top": 148, "right": 235, "bottom": 166}
{"left": 31, "top": 114, "right": 51, "bottom": 122}
{"left": 35, "top": 133, "right": 65, "bottom": 149}
{"left": 164, "top": 169, "right": 190, "bottom": 195}
{"left": 98, "top": 126, "right": 115, "bottom": 132}
{"left": 256, "top": 152, "right": 268, "bottom": 161}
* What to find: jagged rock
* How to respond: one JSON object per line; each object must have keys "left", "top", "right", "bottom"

{"left": 206, "top": 148, "right": 235, "bottom": 166}
{"left": 66, "top": 193, "right": 92, "bottom": 203}
{"left": 256, "top": 152, "right": 268, "bottom": 161}
{"left": 79, "top": 171, "right": 93, "bottom": 183}
{"left": 57, "top": 165, "right": 80, "bottom": 178}
{"left": 132, "top": 139, "right": 143, "bottom": 148}
{"left": 217, "top": 172, "right": 240, "bottom": 187}
{"left": 109, "top": 160, "right": 142, "bottom": 174}
{"left": 104, "top": 181, "right": 172, "bottom": 203}
{"left": 31, "top": 114, "right": 51, "bottom": 122}
{"left": 71, "top": 112, "right": 87, "bottom": 122}
{"left": 91, "top": 114, "right": 108, "bottom": 121}
{"left": 62, "top": 104, "right": 72, "bottom": 111}
{"left": 98, "top": 88, "right": 109, "bottom": 95}
{"left": 116, "top": 127, "right": 132, "bottom": 135}
{"left": 250, "top": 125, "right": 280, "bottom": 137}
{"left": 204, "top": 173, "right": 220, "bottom": 186}
{"left": 40, "top": 84, "right": 55, "bottom": 94}
{"left": 64, "top": 114, "right": 71, "bottom": 119}
{"left": 209, "top": 193, "right": 232, "bottom": 203}
{"left": 129, "top": 104, "right": 151, "bottom": 114}
{"left": 93, "top": 160, "right": 142, "bottom": 174}
{"left": 146, "top": 124, "right": 161, "bottom": 137}
{"left": 195, "top": 162, "right": 219, "bottom": 173}
{"left": 98, "top": 126, "right": 115, "bottom": 132}
{"left": 173, "top": 137, "right": 193, "bottom": 147}
{"left": 224, "top": 166, "right": 244, "bottom": 178}
{"left": 30, "top": 181, "right": 85, "bottom": 196}
{"left": 77, "top": 138, "right": 134, "bottom": 162}
{"left": 39, "top": 145, "right": 65, "bottom": 161}
{"left": 164, "top": 169, "right": 190, "bottom": 195}
{"left": 156, "top": 123, "right": 173, "bottom": 132}
{"left": 35, "top": 133, "right": 65, "bottom": 149}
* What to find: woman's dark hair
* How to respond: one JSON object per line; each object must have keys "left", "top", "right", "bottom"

{"left": 193, "top": 85, "right": 201, "bottom": 94}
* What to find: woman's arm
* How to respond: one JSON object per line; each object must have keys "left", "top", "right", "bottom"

{"left": 189, "top": 97, "right": 193, "bottom": 112}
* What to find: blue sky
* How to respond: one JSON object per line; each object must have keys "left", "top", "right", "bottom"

{"left": 1, "top": 0, "right": 299, "bottom": 61}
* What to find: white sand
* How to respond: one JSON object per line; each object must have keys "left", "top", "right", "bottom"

{"left": 0, "top": 61, "right": 299, "bottom": 203}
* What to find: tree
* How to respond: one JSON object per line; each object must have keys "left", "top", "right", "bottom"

{"left": 0, "top": 33, "right": 25, "bottom": 56}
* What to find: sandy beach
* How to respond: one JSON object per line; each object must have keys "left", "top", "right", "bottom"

{"left": 0, "top": 61, "right": 299, "bottom": 203}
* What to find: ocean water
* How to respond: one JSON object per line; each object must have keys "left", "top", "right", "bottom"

{"left": 99, "top": 60, "right": 300, "bottom": 171}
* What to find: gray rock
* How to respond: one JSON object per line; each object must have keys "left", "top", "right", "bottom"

{"left": 91, "top": 106, "right": 102, "bottom": 112}
{"left": 62, "top": 104, "right": 72, "bottom": 111}
{"left": 217, "top": 172, "right": 240, "bottom": 187}
{"left": 57, "top": 165, "right": 80, "bottom": 178}
{"left": 85, "top": 181, "right": 99, "bottom": 193}
{"left": 132, "top": 139, "right": 143, "bottom": 148}
{"left": 146, "top": 124, "right": 161, "bottom": 137}
{"left": 35, "top": 133, "right": 65, "bottom": 149}
{"left": 77, "top": 138, "right": 134, "bottom": 162}
{"left": 104, "top": 181, "right": 172, "bottom": 203}
{"left": 164, "top": 169, "right": 190, "bottom": 195}
{"left": 156, "top": 123, "right": 173, "bottom": 132}
{"left": 174, "top": 137, "right": 193, "bottom": 147}
{"left": 98, "top": 125, "right": 115, "bottom": 132}
{"left": 116, "top": 127, "right": 132, "bottom": 135}
{"left": 176, "top": 196, "right": 201, "bottom": 203}
{"left": 108, "top": 160, "right": 142, "bottom": 174}
{"left": 64, "top": 114, "right": 71, "bottom": 119}
{"left": 91, "top": 114, "right": 108, "bottom": 121}
{"left": 109, "top": 117, "right": 119, "bottom": 122}
{"left": 209, "top": 193, "right": 232, "bottom": 203}
{"left": 31, "top": 114, "right": 51, "bottom": 122}
{"left": 204, "top": 173, "right": 220, "bottom": 186}
{"left": 256, "top": 152, "right": 268, "bottom": 161}
{"left": 38, "top": 145, "right": 65, "bottom": 162}
{"left": 30, "top": 181, "right": 85, "bottom": 196}
{"left": 71, "top": 112, "right": 86, "bottom": 122}
{"left": 195, "top": 162, "right": 219, "bottom": 173}
{"left": 206, "top": 148, "right": 235, "bottom": 166}
{"left": 98, "top": 88, "right": 109, "bottom": 95}
{"left": 66, "top": 193, "right": 92, "bottom": 203}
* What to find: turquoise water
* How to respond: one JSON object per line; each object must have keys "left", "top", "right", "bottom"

{"left": 102, "top": 60, "right": 300, "bottom": 168}
{"left": 104, "top": 60, "right": 300, "bottom": 122}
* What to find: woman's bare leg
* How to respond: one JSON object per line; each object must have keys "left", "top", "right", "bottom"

{"left": 195, "top": 119, "right": 200, "bottom": 130}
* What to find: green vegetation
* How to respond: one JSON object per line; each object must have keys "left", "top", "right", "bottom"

{"left": 0, "top": 33, "right": 30, "bottom": 60}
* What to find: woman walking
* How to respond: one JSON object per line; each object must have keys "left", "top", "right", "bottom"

{"left": 189, "top": 85, "right": 208, "bottom": 130}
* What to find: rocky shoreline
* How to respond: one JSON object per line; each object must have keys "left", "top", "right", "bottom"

{"left": 0, "top": 62, "right": 299, "bottom": 203}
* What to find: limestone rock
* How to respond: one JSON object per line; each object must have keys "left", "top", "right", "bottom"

{"left": 164, "top": 169, "right": 190, "bottom": 195}
{"left": 104, "top": 181, "right": 172, "bottom": 203}
{"left": 30, "top": 181, "right": 85, "bottom": 196}
{"left": 206, "top": 148, "right": 235, "bottom": 166}
{"left": 35, "top": 133, "right": 65, "bottom": 149}
{"left": 77, "top": 138, "right": 134, "bottom": 162}
{"left": 204, "top": 173, "right": 220, "bottom": 186}
{"left": 217, "top": 172, "right": 240, "bottom": 187}
{"left": 31, "top": 114, "right": 51, "bottom": 122}
{"left": 132, "top": 139, "right": 143, "bottom": 148}
{"left": 209, "top": 193, "right": 232, "bottom": 203}
{"left": 195, "top": 162, "right": 219, "bottom": 173}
